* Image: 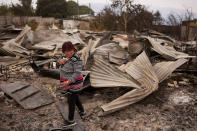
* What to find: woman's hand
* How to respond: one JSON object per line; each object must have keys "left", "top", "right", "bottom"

{"left": 58, "top": 58, "right": 69, "bottom": 65}
{"left": 60, "top": 80, "right": 72, "bottom": 88}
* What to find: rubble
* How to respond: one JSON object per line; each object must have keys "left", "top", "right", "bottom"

{"left": 0, "top": 25, "right": 22, "bottom": 41}
{"left": 0, "top": 23, "right": 196, "bottom": 117}
{"left": 101, "top": 51, "right": 159, "bottom": 113}
{"left": 1, "top": 25, "right": 85, "bottom": 58}
{"left": 83, "top": 31, "right": 195, "bottom": 114}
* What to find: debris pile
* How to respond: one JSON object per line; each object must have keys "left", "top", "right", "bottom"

{"left": 0, "top": 25, "right": 196, "bottom": 115}
{"left": 80, "top": 30, "right": 196, "bottom": 114}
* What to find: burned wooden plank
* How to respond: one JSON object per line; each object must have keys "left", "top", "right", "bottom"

{"left": 12, "top": 85, "right": 40, "bottom": 101}
{"left": 0, "top": 81, "right": 30, "bottom": 93}
{"left": 19, "top": 90, "right": 40, "bottom": 101}
{"left": 0, "top": 82, "right": 54, "bottom": 109}
{"left": 11, "top": 85, "right": 29, "bottom": 94}
{"left": 20, "top": 91, "right": 54, "bottom": 109}
{"left": 55, "top": 98, "right": 85, "bottom": 131}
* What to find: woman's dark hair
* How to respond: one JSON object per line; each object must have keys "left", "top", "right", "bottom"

{"left": 62, "top": 41, "right": 76, "bottom": 53}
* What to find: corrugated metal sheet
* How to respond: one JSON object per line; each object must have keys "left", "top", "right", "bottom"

{"left": 143, "top": 36, "right": 189, "bottom": 60}
{"left": 154, "top": 59, "right": 188, "bottom": 83}
{"left": 101, "top": 51, "right": 159, "bottom": 113}
{"left": 101, "top": 88, "right": 155, "bottom": 114}
{"left": 92, "top": 43, "right": 130, "bottom": 65}
{"left": 90, "top": 56, "right": 140, "bottom": 88}
{"left": 80, "top": 38, "right": 100, "bottom": 67}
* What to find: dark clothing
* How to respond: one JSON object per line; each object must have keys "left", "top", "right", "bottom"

{"left": 67, "top": 91, "right": 84, "bottom": 121}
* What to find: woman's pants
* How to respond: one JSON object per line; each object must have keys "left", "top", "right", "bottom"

{"left": 67, "top": 91, "right": 84, "bottom": 121}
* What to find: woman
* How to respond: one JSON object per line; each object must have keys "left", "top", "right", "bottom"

{"left": 57, "top": 41, "right": 85, "bottom": 128}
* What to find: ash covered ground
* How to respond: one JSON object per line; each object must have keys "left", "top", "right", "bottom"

{"left": 0, "top": 69, "right": 197, "bottom": 131}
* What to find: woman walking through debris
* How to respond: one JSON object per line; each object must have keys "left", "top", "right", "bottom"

{"left": 57, "top": 41, "right": 85, "bottom": 128}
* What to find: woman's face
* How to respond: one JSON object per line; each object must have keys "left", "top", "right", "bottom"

{"left": 64, "top": 50, "right": 75, "bottom": 58}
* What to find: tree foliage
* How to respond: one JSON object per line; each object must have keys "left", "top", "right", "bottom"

{"left": 0, "top": 4, "right": 10, "bottom": 16}
{"left": 67, "top": 1, "right": 94, "bottom": 17}
{"left": 36, "top": 0, "right": 94, "bottom": 18}
{"left": 36, "top": 0, "right": 67, "bottom": 18}
{"left": 0, "top": 0, "right": 94, "bottom": 18}
{"left": 79, "top": 5, "right": 94, "bottom": 15}
{"left": 11, "top": 0, "right": 34, "bottom": 16}
{"left": 67, "top": 1, "right": 78, "bottom": 17}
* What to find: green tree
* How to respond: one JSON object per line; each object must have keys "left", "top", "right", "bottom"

{"left": 11, "top": 0, "right": 34, "bottom": 16}
{"left": 67, "top": 1, "right": 94, "bottom": 17}
{"left": 79, "top": 5, "right": 94, "bottom": 15}
{"left": 0, "top": 4, "right": 10, "bottom": 16}
{"left": 36, "top": 0, "right": 67, "bottom": 18}
{"left": 67, "top": 0, "right": 78, "bottom": 17}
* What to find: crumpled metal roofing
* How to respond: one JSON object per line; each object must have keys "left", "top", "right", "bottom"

{"left": 1, "top": 25, "right": 31, "bottom": 56}
{"left": 92, "top": 43, "right": 130, "bottom": 65}
{"left": 101, "top": 51, "right": 159, "bottom": 113}
{"left": 90, "top": 56, "right": 140, "bottom": 88}
{"left": 87, "top": 33, "right": 192, "bottom": 114}
{"left": 143, "top": 36, "right": 189, "bottom": 60}
{"left": 1, "top": 25, "right": 86, "bottom": 57}
{"left": 154, "top": 59, "right": 188, "bottom": 82}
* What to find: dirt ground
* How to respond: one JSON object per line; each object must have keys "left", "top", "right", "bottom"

{"left": 0, "top": 68, "right": 197, "bottom": 131}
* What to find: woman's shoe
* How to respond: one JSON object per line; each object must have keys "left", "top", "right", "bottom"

{"left": 79, "top": 111, "right": 86, "bottom": 119}
{"left": 62, "top": 120, "right": 77, "bottom": 129}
